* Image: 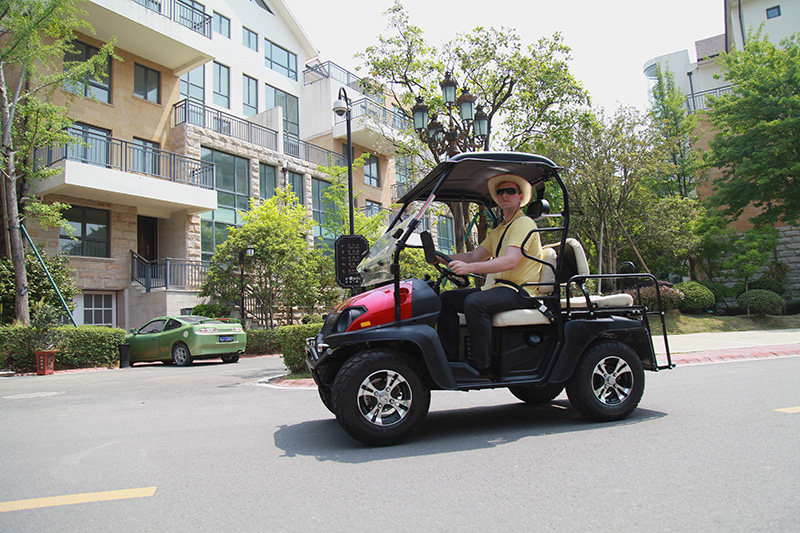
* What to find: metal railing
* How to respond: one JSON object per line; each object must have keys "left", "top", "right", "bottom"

{"left": 337, "top": 97, "right": 411, "bottom": 131}
{"left": 303, "top": 61, "right": 385, "bottom": 105}
{"left": 34, "top": 129, "right": 214, "bottom": 189}
{"left": 131, "top": 0, "right": 212, "bottom": 38}
{"left": 391, "top": 180, "right": 414, "bottom": 200}
{"left": 283, "top": 134, "right": 346, "bottom": 167}
{"left": 174, "top": 99, "right": 278, "bottom": 151}
{"left": 686, "top": 85, "right": 733, "bottom": 113}
{"left": 131, "top": 251, "right": 208, "bottom": 292}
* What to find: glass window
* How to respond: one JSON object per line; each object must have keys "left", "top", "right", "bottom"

{"left": 259, "top": 163, "right": 276, "bottom": 199}
{"left": 265, "top": 84, "right": 299, "bottom": 136}
{"left": 212, "top": 12, "right": 230, "bottom": 37}
{"left": 81, "top": 293, "right": 114, "bottom": 326}
{"left": 134, "top": 63, "right": 160, "bottom": 103}
{"left": 364, "top": 154, "right": 380, "bottom": 187}
{"left": 140, "top": 318, "right": 166, "bottom": 334}
{"left": 213, "top": 62, "right": 230, "bottom": 109}
{"left": 264, "top": 39, "right": 297, "bottom": 80}
{"left": 243, "top": 74, "right": 258, "bottom": 116}
{"left": 63, "top": 41, "right": 111, "bottom": 103}
{"left": 60, "top": 206, "right": 110, "bottom": 258}
{"left": 69, "top": 122, "right": 111, "bottom": 167}
{"left": 180, "top": 65, "right": 204, "bottom": 103}
{"left": 131, "top": 138, "right": 160, "bottom": 176}
{"left": 766, "top": 5, "right": 781, "bottom": 18}
{"left": 437, "top": 215, "right": 455, "bottom": 255}
{"left": 286, "top": 171, "right": 303, "bottom": 204}
{"left": 243, "top": 27, "right": 258, "bottom": 51}
{"left": 364, "top": 200, "right": 382, "bottom": 217}
{"left": 200, "top": 147, "right": 250, "bottom": 260}
{"left": 312, "top": 178, "right": 334, "bottom": 248}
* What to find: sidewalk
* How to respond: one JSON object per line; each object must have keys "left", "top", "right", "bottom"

{"left": 653, "top": 328, "right": 800, "bottom": 366}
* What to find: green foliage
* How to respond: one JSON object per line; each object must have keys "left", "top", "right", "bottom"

{"left": 245, "top": 329, "right": 281, "bottom": 355}
{"left": 626, "top": 285, "right": 684, "bottom": 312}
{"left": 736, "top": 289, "right": 785, "bottom": 316}
{"left": 0, "top": 324, "right": 125, "bottom": 372}
{"left": 698, "top": 280, "right": 733, "bottom": 304}
{"left": 673, "top": 281, "right": 715, "bottom": 313}
{"left": 276, "top": 324, "right": 323, "bottom": 373}
{"left": 705, "top": 30, "right": 800, "bottom": 227}
{"left": 192, "top": 303, "right": 230, "bottom": 319}
{"left": 301, "top": 315, "right": 324, "bottom": 324}
{"left": 749, "top": 262, "right": 789, "bottom": 297}
{"left": 721, "top": 227, "right": 778, "bottom": 289}
{"left": 0, "top": 251, "right": 78, "bottom": 325}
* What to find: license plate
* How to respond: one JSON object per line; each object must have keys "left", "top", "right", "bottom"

{"left": 219, "top": 335, "right": 234, "bottom": 342}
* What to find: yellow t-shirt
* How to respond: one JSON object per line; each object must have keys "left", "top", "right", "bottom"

{"left": 479, "top": 211, "right": 542, "bottom": 295}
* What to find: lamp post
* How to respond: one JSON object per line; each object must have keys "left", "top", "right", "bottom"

{"left": 333, "top": 88, "right": 355, "bottom": 235}
{"left": 411, "top": 71, "right": 490, "bottom": 159}
{"left": 239, "top": 244, "right": 254, "bottom": 323}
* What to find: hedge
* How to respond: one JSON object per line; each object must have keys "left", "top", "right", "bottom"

{"left": 673, "top": 281, "right": 716, "bottom": 313}
{"left": 245, "top": 329, "right": 282, "bottom": 355}
{"left": 276, "top": 323, "right": 323, "bottom": 373}
{"left": 736, "top": 289, "right": 785, "bottom": 316}
{"left": 626, "top": 285, "right": 684, "bottom": 311}
{"left": 0, "top": 325, "right": 126, "bottom": 373}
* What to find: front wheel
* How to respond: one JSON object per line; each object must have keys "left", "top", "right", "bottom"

{"left": 172, "top": 343, "right": 193, "bottom": 367}
{"left": 566, "top": 340, "right": 644, "bottom": 422}
{"left": 332, "top": 350, "right": 430, "bottom": 446}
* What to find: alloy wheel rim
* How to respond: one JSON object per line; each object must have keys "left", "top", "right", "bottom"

{"left": 591, "top": 355, "right": 633, "bottom": 406}
{"left": 357, "top": 369, "right": 412, "bottom": 427}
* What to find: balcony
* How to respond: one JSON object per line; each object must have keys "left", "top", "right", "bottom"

{"left": 334, "top": 98, "right": 411, "bottom": 155}
{"left": 284, "top": 135, "right": 346, "bottom": 168}
{"left": 34, "top": 131, "right": 217, "bottom": 218}
{"left": 131, "top": 251, "right": 208, "bottom": 292}
{"left": 686, "top": 85, "right": 733, "bottom": 113}
{"left": 303, "top": 61, "right": 384, "bottom": 105}
{"left": 83, "top": 0, "right": 214, "bottom": 75}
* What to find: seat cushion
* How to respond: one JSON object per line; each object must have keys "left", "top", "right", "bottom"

{"left": 458, "top": 309, "right": 551, "bottom": 327}
{"left": 562, "top": 293, "right": 634, "bottom": 308}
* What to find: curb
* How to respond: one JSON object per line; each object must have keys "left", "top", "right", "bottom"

{"left": 670, "top": 343, "right": 800, "bottom": 366}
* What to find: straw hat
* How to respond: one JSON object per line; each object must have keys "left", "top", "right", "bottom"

{"left": 488, "top": 173, "right": 533, "bottom": 208}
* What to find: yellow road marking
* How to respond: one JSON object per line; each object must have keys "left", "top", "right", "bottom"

{"left": 774, "top": 406, "right": 800, "bottom": 413}
{"left": 0, "top": 486, "right": 157, "bottom": 513}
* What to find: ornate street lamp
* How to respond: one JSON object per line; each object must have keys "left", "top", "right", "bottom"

{"left": 412, "top": 72, "right": 490, "bottom": 159}
{"left": 333, "top": 88, "right": 355, "bottom": 236}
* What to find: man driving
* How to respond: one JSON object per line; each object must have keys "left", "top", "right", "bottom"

{"left": 433, "top": 173, "right": 542, "bottom": 376}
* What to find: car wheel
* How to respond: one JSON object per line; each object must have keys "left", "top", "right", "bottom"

{"left": 508, "top": 383, "right": 564, "bottom": 404}
{"left": 221, "top": 354, "right": 240, "bottom": 363}
{"left": 566, "top": 340, "right": 644, "bottom": 422}
{"left": 172, "top": 343, "right": 193, "bottom": 367}
{"left": 332, "top": 349, "right": 430, "bottom": 446}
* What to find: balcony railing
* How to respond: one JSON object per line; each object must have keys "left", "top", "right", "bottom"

{"left": 391, "top": 180, "right": 414, "bottom": 200}
{"left": 284, "top": 134, "right": 346, "bottom": 167}
{"left": 131, "top": 0, "right": 212, "bottom": 38}
{"left": 303, "top": 61, "right": 385, "bottom": 105}
{"left": 337, "top": 97, "right": 411, "bottom": 131}
{"left": 34, "top": 129, "right": 214, "bottom": 189}
{"left": 686, "top": 85, "right": 733, "bottom": 113}
{"left": 174, "top": 99, "right": 278, "bottom": 151}
{"left": 131, "top": 251, "right": 208, "bottom": 292}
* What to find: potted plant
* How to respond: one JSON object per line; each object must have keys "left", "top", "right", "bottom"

{"left": 30, "top": 301, "right": 62, "bottom": 375}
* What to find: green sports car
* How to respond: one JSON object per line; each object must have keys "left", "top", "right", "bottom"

{"left": 126, "top": 316, "right": 246, "bottom": 366}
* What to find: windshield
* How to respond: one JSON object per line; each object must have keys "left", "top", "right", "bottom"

{"left": 358, "top": 201, "right": 433, "bottom": 287}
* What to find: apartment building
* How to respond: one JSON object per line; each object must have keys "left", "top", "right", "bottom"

{"left": 25, "top": 0, "right": 426, "bottom": 330}
{"left": 642, "top": 0, "right": 800, "bottom": 292}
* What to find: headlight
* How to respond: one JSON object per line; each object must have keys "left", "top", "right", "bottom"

{"left": 335, "top": 306, "right": 367, "bottom": 332}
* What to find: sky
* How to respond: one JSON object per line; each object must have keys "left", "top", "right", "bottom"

{"left": 286, "top": 0, "right": 726, "bottom": 112}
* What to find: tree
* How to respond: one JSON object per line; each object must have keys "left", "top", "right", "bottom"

{"left": 705, "top": 30, "right": 800, "bottom": 227}
{"left": 0, "top": 0, "right": 116, "bottom": 324}
{"left": 0, "top": 249, "right": 78, "bottom": 324}
{"left": 648, "top": 64, "right": 700, "bottom": 198}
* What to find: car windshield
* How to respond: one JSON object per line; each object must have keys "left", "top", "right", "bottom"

{"left": 358, "top": 198, "right": 434, "bottom": 287}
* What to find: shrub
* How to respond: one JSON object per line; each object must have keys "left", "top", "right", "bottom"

{"left": 698, "top": 280, "right": 732, "bottom": 304}
{"left": 626, "top": 285, "right": 684, "bottom": 311}
{"left": 748, "top": 277, "right": 784, "bottom": 296}
{"left": 192, "top": 303, "right": 230, "bottom": 318}
{"left": 301, "top": 314, "right": 324, "bottom": 324}
{"left": 673, "top": 281, "right": 716, "bottom": 313}
{"left": 736, "top": 290, "right": 785, "bottom": 316}
{"left": 784, "top": 301, "right": 800, "bottom": 316}
{"left": 245, "top": 329, "right": 281, "bottom": 354}
{"left": 276, "top": 323, "right": 323, "bottom": 373}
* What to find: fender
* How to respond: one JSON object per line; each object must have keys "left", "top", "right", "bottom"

{"left": 323, "top": 323, "right": 456, "bottom": 389}
{"left": 548, "top": 317, "right": 650, "bottom": 383}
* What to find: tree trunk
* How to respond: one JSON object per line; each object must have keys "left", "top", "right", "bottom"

{"left": 4, "top": 167, "right": 29, "bottom": 325}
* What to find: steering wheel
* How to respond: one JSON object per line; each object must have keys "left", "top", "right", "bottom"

{"left": 419, "top": 231, "right": 470, "bottom": 289}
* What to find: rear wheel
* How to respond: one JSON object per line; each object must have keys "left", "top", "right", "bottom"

{"left": 172, "top": 343, "right": 193, "bottom": 367}
{"left": 566, "top": 340, "right": 644, "bottom": 422}
{"left": 221, "top": 354, "right": 240, "bottom": 363}
{"left": 332, "top": 349, "right": 430, "bottom": 446}
{"left": 509, "top": 383, "right": 564, "bottom": 404}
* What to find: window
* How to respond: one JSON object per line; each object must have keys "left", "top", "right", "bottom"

{"left": 243, "top": 74, "right": 258, "bottom": 116}
{"left": 180, "top": 65, "right": 204, "bottom": 103}
{"left": 131, "top": 138, "right": 160, "bottom": 176}
{"left": 364, "top": 200, "right": 382, "bottom": 217}
{"left": 312, "top": 178, "right": 335, "bottom": 248}
{"left": 437, "top": 215, "right": 455, "bottom": 254}
{"left": 63, "top": 41, "right": 111, "bottom": 103}
{"left": 200, "top": 147, "right": 250, "bottom": 261}
{"left": 243, "top": 27, "right": 258, "bottom": 51}
{"left": 213, "top": 62, "right": 230, "bottom": 108}
{"left": 69, "top": 122, "right": 111, "bottom": 167}
{"left": 264, "top": 39, "right": 297, "bottom": 80}
{"left": 364, "top": 154, "right": 380, "bottom": 187}
{"left": 259, "top": 163, "right": 276, "bottom": 199}
{"left": 212, "top": 12, "right": 230, "bottom": 37}
{"left": 78, "top": 293, "right": 114, "bottom": 326}
{"left": 140, "top": 318, "right": 166, "bottom": 334}
{"left": 286, "top": 171, "right": 303, "bottom": 204}
{"left": 134, "top": 64, "right": 160, "bottom": 103}
{"left": 265, "top": 84, "right": 299, "bottom": 136}
{"left": 60, "top": 206, "right": 110, "bottom": 258}
{"left": 766, "top": 5, "right": 781, "bottom": 18}
{"left": 176, "top": 0, "right": 206, "bottom": 31}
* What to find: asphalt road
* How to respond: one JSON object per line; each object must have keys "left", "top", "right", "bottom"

{"left": 1, "top": 355, "right": 798, "bottom": 532}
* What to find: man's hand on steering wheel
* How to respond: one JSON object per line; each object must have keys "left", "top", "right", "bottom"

{"left": 432, "top": 251, "right": 471, "bottom": 288}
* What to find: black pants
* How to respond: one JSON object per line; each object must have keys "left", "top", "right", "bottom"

{"left": 438, "top": 286, "right": 529, "bottom": 371}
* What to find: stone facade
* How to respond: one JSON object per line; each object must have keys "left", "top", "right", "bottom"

{"left": 776, "top": 225, "right": 800, "bottom": 299}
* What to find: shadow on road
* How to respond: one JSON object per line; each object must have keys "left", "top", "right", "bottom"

{"left": 273, "top": 400, "right": 667, "bottom": 463}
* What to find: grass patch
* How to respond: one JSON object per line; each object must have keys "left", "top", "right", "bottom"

{"left": 663, "top": 312, "right": 800, "bottom": 335}
{"left": 284, "top": 370, "right": 311, "bottom": 380}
